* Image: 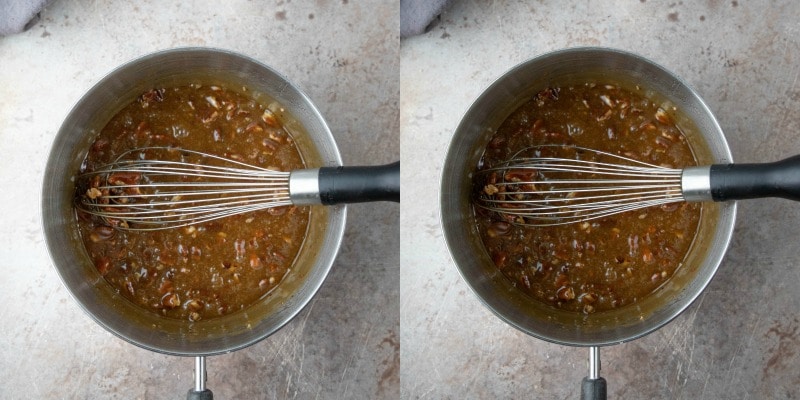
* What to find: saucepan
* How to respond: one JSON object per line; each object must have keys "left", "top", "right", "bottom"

{"left": 440, "top": 47, "right": 737, "bottom": 399}
{"left": 42, "top": 48, "right": 389, "bottom": 399}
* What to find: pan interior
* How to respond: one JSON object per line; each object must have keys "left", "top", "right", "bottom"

{"left": 42, "top": 48, "right": 346, "bottom": 356}
{"left": 441, "top": 48, "right": 736, "bottom": 346}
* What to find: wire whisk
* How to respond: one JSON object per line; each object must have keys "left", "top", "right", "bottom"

{"left": 77, "top": 147, "right": 399, "bottom": 230}
{"left": 474, "top": 145, "right": 800, "bottom": 226}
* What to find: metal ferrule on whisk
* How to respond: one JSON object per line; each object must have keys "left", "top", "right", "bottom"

{"left": 681, "top": 166, "right": 713, "bottom": 202}
{"left": 289, "top": 168, "right": 323, "bottom": 205}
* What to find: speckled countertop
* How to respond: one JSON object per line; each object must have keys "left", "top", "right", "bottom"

{"left": 0, "top": 1, "right": 398, "bottom": 399}
{"left": 6, "top": 0, "right": 800, "bottom": 399}
{"left": 402, "top": 1, "right": 800, "bottom": 399}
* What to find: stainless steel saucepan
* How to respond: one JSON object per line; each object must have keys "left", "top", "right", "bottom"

{"left": 440, "top": 47, "right": 737, "bottom": 399}
{"left": 42, "top": 48, "right": 348, "bottom": 399}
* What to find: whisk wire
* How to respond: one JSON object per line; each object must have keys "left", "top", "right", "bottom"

{"left": 475, "top": 145, "right": 687, "bottom": 226}
{"left": 76, "top": 147, "right": 296, "bottom": 230}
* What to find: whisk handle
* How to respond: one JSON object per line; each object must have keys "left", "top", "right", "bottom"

{"left": 710, "top": 155, "right": 800, "bottom": 201}
{"left": 317, "top": 161, "right": 400, "bottom": 204}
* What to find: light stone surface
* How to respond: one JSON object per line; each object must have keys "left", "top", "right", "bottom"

{"left": 0, "top": 1, "right": 398, "bottom": 399}
{"left": 401, "top": 1, "right": 800, "bottom": 399}
{"left": 7, "top": 0, "right": 800, "bottom": 398}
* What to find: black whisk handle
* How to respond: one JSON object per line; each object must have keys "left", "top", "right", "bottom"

{"left": 318, "top": 161, "right": 400, "bottom": 205}
{"left": 710, "top": 155, "right": 800, "bottom": 201}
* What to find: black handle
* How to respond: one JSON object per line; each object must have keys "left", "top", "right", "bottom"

{"left": 318, "top": 161, "right": 400, "bottom": 205}
{"left": 187, "top": 389, "right": 213, "bottom": 400}
{"left": 581, "top": 377, "right": 607, "bottom": 400}
{"left": 710, "top": 155, "right": 800, "bottom": 201}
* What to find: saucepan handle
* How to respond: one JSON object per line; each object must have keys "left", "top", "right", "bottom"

{"left": 187, "top": 356, "right": 213, "bottom": 400}
{"left": 187, "top": 390, "right": 213, "bottom": 400}
{"left": 581, "top": 346, "right": 607, "bottom": 400}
